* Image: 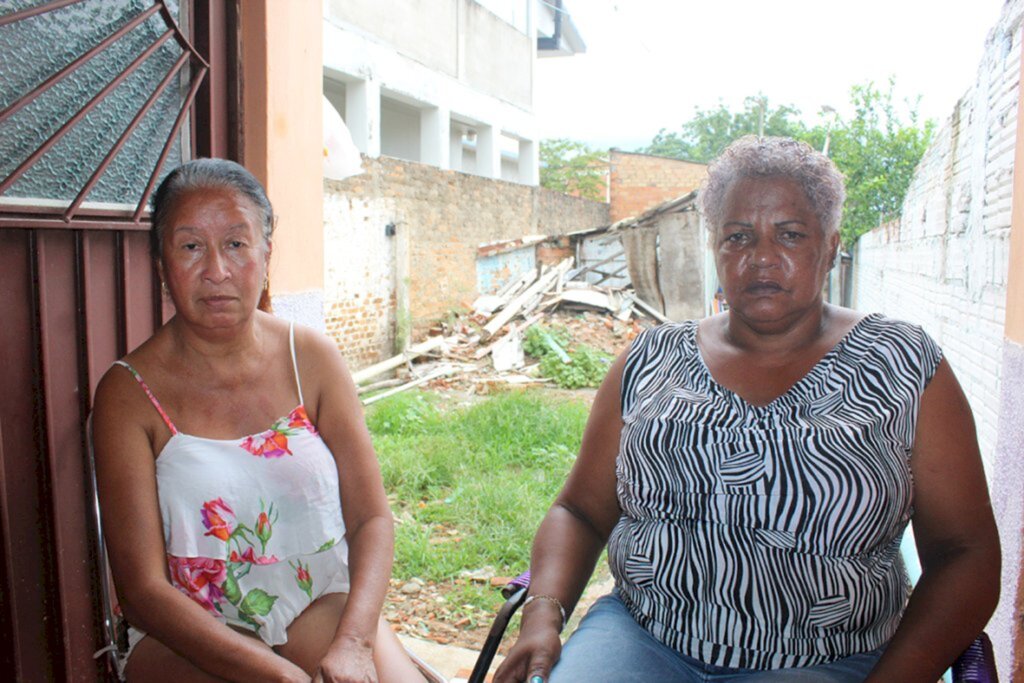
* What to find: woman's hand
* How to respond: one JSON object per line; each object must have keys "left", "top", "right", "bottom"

{"left": 316, "top": 636, "right": 378, "bottom": 683}
{"left": 493, "top": 618, "right": 562, "bottom": 683}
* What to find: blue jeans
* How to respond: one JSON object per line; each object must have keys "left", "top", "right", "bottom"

{"left": 549, "top": 593, "right": 885, "bottom": 682}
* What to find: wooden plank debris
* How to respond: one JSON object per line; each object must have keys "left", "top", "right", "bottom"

{"left": 632, "top": 296, "right": 671, "bottom": 323}
{"left": 474, "top": 312, "right": 545, "bottom": 360}
{"left": 482, "top": 257, "right": 573, "bottom": 338}
{"left": 351, "top": 335, "right": 448, "bottom": 385}
{"left": 356, "top": 378, "right": 404, "bottom": 395}
{"left": 497, "top": 269, "right": 537, "bottom": 298}
{"left": 569, "top": 249, "right": 625, "bottom": 281}
{"left": 361, "top": 364, "right": 469, "bottom": 405}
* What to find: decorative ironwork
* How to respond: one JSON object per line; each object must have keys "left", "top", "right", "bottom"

{"left": 0, "top": 0, "right": 209, "bottom": 225}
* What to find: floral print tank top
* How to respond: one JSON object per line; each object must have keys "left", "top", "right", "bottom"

{"left": 115, "top": 324, "right": 349, "bottom": 646}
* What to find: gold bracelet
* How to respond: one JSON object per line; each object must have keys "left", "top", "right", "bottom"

{"left": 523, "top": 594, "right": 566, "bottom": 632}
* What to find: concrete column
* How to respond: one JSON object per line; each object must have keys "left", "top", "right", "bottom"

{"left": 449, "top": 127, "right": 463, "bottom": 172}
{"left": 420, "top": 106, "right": 450, "bottom": 169}
{"left": 518, "top": 137, "right": 539, "bottom": 185}
{"left": 476, "top": 124, "right": 501, "bottom": 179}
{"left": 346, "top": 78, "right": 381, "bottom": 158}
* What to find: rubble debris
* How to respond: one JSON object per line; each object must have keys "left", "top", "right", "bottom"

{"left": 482, "top": 258, "right": 573, "bottom": 338}
{"left": 490, "top": 327, "right": 524, "bottom": 372}
{"left": 352, "top": 335, "right": 449, "bottom": 385}
{"left": 361, "top": 363, "right": 474, "bottom": 405}
{"left": 631, "top": 296, "right": 671, "bottom": 324}
{"left": 355, "top": 254, "right": 667, "bottom": 403}
{"left": 356, "top": 377, "right": 405, "bottom": 395}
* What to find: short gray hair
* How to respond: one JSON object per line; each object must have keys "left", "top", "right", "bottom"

{"left": 698, "top": 136, "right": 845, "bottom": 236}
{"left": 150, "top": 158, "right": 274, "bottom": 259}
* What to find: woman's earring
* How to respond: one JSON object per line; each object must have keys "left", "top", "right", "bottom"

{"left": 161, "top": 281, "right": 169, "bottom": 296}
{"left": 263, "top": 275, "right": 269, "bottom": 290}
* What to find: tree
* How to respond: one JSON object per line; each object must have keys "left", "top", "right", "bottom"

{"left": 639, "top": 81, "right": 934, "bottom": 246}
{"left": 640, "top": 95, "right": 807, "bottom": 163}
{"left": 823, "top": 80, "right": 935, "bottom": 245}
{"left": 539, "top": 138, "right": 607, "bottom": 202}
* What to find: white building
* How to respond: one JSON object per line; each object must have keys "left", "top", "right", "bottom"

{"left": 322, "top": 0, "right": 584, "bottom": 185}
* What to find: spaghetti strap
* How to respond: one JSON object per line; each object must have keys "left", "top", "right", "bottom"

{"left": 289, "top": 322, "right": 305, "bottom": 406}
{"left": 113, "top": 360, "right": 178, "bottom": 435}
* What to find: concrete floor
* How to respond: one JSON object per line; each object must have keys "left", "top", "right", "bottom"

{"left": 401, "top": 634, "right": 495, "bottom": 682}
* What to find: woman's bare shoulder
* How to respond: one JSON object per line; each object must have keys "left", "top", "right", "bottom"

{"left": 92, "top": 356, "right": 164, "bottom": 463}
{"left": 93, "top": 326, "right": 180, "bottom": 448}
{"left": 95, "top": 328, "right": 165, "bottom": 409}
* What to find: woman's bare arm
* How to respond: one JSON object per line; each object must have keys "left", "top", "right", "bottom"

{"left": 493, "top": 350, "right": 628, "bottom": 683}
{"left": 93, "top": 366, "right": 310, "bottom": 683}
{"left": 865, "top": 359, "right": 1000, "bottom": 682}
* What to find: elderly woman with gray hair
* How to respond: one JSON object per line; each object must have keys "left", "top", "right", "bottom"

{"left": 495, "top": 136, "right": 1000, "bottom": 682}
{"left": 92, "top": 159, "right": 427, "bottom": 682}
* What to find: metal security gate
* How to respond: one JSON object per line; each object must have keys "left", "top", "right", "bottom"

{"left": 0, "top": 1, "right": 235, "bottom": 679}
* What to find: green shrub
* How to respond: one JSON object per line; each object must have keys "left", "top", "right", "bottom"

{"left": 538, "top": 344, "right": 612, "bottom": 389}
{"left": 524, "top": 324, "right": 612, "bottom": 389}
{"left": 523, "top": 324, "right": 571, "bottom": 358}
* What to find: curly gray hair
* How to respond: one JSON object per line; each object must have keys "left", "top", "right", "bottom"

{"left": 698, "top": 136, "right": 845, "bottom": 236}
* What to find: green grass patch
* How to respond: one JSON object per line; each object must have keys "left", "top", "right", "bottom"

{"left": 368, "top": 389, "right": 590, "bottom": 611}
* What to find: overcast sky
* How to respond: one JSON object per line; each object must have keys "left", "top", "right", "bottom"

{"left": 534, "top": 0, "right": 1008, "bottom": 150}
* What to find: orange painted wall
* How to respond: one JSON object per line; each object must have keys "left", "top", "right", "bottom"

{"left": 238, "top": 0, "right": 323, "bottom": 295}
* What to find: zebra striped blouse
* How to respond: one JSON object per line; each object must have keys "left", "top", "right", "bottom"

{"left": 609, "top": 314, "right": 942, "bottom": 670}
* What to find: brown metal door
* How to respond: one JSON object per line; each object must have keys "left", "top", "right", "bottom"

{"left": 0, "top": 1, "right": 234, "bottom": 680}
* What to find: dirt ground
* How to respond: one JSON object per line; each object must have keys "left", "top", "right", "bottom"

{"left": 382, "top": 310, "right": 639, "bottom": 652}
{"left": 384, "top": 575, "right": 516, "bottom": 652}
{"left": 384, "top": 567, "right": 614, "bottom": 654}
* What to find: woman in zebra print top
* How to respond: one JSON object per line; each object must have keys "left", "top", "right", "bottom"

{"left": 495, "top": 137, "right": 1000, "bottom": 683}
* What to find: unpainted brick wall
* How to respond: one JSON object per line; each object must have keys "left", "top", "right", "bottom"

{"left": 322, "top": 184, "right": 398, "bottom": 369}
{"left": 609, "top": 150, "right": 707, "bottom": 222}
{"left": 536, "top": 236, "right": 572, "bottom": 266}
{"left": 852, "top": 18, "right": 1018, "bottom": 470}
{"left": 851, "top": 0, "right": 1022, "bottom": 672}
{"left": 323, "top": 156, "right": 610, "bottom": 367}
